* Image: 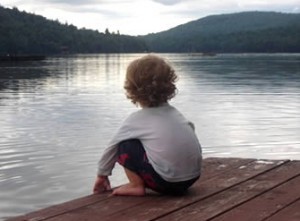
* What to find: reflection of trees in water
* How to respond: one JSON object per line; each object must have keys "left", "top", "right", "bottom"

{"left": 175, "top": 54, "right": 300, "bottom": 92}
{"left": 0, "top": 60, "right": 51, "bottom": 91}
{"left": 0, "top": 54, "right": 126, "bottom": 95}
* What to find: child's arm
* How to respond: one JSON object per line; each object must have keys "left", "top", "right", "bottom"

{"left": 97, "top": 143, "right": 118, "bottom": 176}
{"left": 93, "top": 175, "right": 111, "bottom": 194}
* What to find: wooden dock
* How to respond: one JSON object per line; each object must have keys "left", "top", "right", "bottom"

{"left": 6, "top": 157, "right": 300, "bottom": 221}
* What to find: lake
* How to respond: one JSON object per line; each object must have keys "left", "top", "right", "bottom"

{"left": 0, "top": 53, "right": 299, "bottom": 219}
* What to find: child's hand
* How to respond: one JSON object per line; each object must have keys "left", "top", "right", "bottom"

{"left": 93, "top": 175, "right": 111, "bottom": 194}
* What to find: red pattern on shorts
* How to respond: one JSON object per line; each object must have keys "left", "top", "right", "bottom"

{"left": 117, "top": 153, "right": 129, "bottom": 166}
{"left": 141, "top": 172, "right": 158, "bottom": 190}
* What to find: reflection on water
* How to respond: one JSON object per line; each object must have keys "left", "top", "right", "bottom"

{"left": 0, "top": 53, "right": 300, "bottom": 219}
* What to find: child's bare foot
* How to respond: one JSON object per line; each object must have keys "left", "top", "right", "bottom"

{"left": 112, "top": 183, "right": 145, "bottom": 196}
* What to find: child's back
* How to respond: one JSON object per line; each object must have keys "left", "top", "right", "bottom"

{"left": 93, "top": 54, "right": 202, "bottom": 196}
{"left": 110, "top": 103, "right": 202, "bottom": 182}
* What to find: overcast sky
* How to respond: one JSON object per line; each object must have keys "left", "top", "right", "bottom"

{"left": 1, "top": 0, "right": 299, "bottom": 35}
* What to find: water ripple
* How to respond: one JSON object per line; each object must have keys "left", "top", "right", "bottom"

{"left": 0, "top": 53, "right": 299, "bottom": 220}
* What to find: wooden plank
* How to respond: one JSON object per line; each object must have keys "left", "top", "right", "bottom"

{"left": 39, "top": 158, "right": 253, "bottom": 221}
{"left": 45, "top": 194, "right": 159, "bottom": 221}
{"left": 7, "top": 158, "right": 253, "bottom": 221}
{"left": 5, "top": 194, "right": 110, "bottom": 221}
{"left": 87, "top": 159, "right": 287, "bottom": 221}
{"left": 157, "top": 161, "right": 300, "bottom": 221}
{"left": 201, "top": 157, "right": 255, "bottom": 180}
{"left": 211, "top": 174, "right": 300, "bottom": 221}
{"left": 265, "top": 199, "right": 300, "bottom": 221}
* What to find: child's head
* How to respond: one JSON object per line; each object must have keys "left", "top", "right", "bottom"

{"left": 124, "top": 54, "right": 178, "bottom": 107}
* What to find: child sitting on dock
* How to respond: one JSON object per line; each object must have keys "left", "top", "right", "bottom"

{"left": 93, "top": 54, "right": 202, "bottom": 196}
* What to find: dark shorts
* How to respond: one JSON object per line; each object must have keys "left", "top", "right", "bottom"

{"left": 117, "top": 139, "right": 199, "bottom": 195}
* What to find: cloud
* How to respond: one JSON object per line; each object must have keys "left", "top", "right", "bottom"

{"left": 293, "top": 6, "right": 299, "bottom": 12}
{"left": 1, "top": 0, "right": 299, "bottom": 35}
{"left": 40, "top": 0, "right": 98, "bottom": 5}
{"left": 38, "top": 0, "right": 133, "bottom": 5}
{"left": 152, "top": 0, "right": 183, "bottom": 5}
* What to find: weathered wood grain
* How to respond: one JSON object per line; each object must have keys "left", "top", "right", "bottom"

{"left": 158, "top": 161, "right": 300, "bottom": 221}
{"left": 97, "top": 159, "right": 286, "bottom": 221}
{"left": 266, "top": 199, "right": 300, "bottom": 221}
{"left": 6, "top": 158, "right": 300, "bottom": 221}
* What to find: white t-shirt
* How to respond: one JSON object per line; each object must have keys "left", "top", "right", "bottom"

{"left": 97, "top": 103, "right": 202, "bottom": 182}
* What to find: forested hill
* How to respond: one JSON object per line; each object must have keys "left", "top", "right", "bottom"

{"left": 142, "top": 12, "right": 300, "bottom": 53}
{"left": 1, "top": 7, "right": 300, "bottom": 54}
{"left": 0, "top": 6, "right": 147, "bottom": 54}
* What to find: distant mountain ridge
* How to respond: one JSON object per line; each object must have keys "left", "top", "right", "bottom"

{"left": 160, "top": 11, "right": 299, "bottom": 35}
{"left": 0, "top": 6, "right": 147, "bottom": 54}
{"left": 142, "top": 11, "right": 300, "bottom": 53}
{"left": 0, "top": 6, "right": 299, "bottom": 54}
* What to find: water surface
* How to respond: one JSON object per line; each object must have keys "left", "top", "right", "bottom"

{"left": 0, "top": 53, "right": 299, "bottom": 219}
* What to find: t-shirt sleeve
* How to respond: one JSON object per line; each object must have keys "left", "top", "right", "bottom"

{"left": 97, "top": 113, "right": 136, "bottom": 176}
{"left": 97, "top": 143, "right": 118, "bottom": 176}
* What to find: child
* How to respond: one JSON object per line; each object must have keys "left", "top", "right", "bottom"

{"left": 93, "top": 54, "right": 202, "bottom": 196}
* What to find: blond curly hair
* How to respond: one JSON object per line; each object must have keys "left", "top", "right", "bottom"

{"left": 124, "top": 55, "right": 178, "bottom": 107}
